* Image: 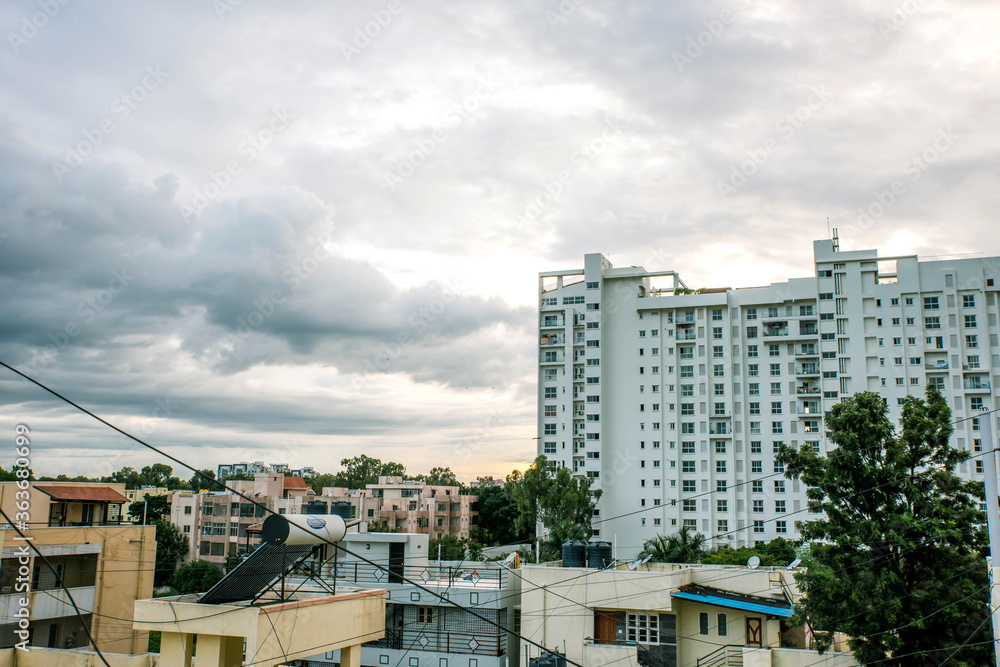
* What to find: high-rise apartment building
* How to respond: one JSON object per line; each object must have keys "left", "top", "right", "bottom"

{"left": 538, "top": 238, "right": 1000, "bottom": 556}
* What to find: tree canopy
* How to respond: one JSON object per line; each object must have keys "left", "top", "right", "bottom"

{"left": 505, "top": 456, "right": 600, "bottom": 559}
{"left": 169, "top": 560, "right": 224, "bottom": 594}
{"left": 128, "top": 495, "right": 170, "bottom": 523}
{"left": 637, "top": 527, "right": 708, "bottom": 564}
{"left": 777, "top": 386, "right": 989, "bottom": 666}
{"left": 152, "top": 519, "right": 188, "bottom": 587}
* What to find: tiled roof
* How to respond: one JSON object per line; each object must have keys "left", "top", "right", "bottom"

{"left": 283, "top": 476, "right": 309, "bottom": 491}
{"left": 35, "top": 484, "right": 129, "bottom": 504}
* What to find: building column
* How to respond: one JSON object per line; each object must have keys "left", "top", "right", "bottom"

{"left": 340, "top": 643, "right": 362, "bottom": 667}
{"left": 159, "top": 631, "right": 194, "bottom": 667}
{"left": 196, "top": 634, "right": 244, "bottom": 667}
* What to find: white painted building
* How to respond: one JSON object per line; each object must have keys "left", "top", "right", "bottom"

{"left": 537, "top": 237, "right": 1000, "bottom": 556}
{"left": 300, "top": 532, "right": 517, "bottom": 667}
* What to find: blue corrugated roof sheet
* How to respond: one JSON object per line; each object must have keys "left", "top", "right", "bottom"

{"left": 671, "top": 589, "right": 793, "bottom": 617}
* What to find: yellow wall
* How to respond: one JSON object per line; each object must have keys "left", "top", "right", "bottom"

{"left": 0, "top": 524, "right": 155, "bottom": 655}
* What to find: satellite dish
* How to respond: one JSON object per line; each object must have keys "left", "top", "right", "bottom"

{"left": 640, "top": 555, "right": 653, "bottom": 564}
{"left": 787, "top": 558, "right": 802, "bottom": 570}
{"left": 628, "top": 560, "right": 640, "bottom": 571}
{"left": 747, "top": 556, "right": 761, "bottom": 569}
{"left": 503, "top": 552, "right": 517, "bottom": 565}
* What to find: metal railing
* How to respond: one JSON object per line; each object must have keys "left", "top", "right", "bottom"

{"left": 697, "top": 645, "right": 744, "bottom": 667}
{"left": 366, "top": 628, "right": 505, "bottom": 656}
{"left": 337, "top": 562, "right": 507, "bottom": 589}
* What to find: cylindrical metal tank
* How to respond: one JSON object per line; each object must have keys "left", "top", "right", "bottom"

{"left": 261, "top": 513, "right": 347, "bottom": 546}
{"left": 561, "top": 540, "right": 587, "bottom": 568}
{"left": 588, "top": 540, "right": 613, "bottom": 569}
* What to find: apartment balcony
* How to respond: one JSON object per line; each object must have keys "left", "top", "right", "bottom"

{"left": 925, "top": 359, "right": 949, "bottom": 371}
{"left": 964, "top": 379, "right": 991, "bottom": 392}
{"left": 794, "top": 346, "right": 819, "bottom": 357}
{"left": 540, "top": 335, "right": 564, "bottom": 346}
{"left": 798, "top": 403, "right": 822, "bottom": 415}
{"left": 540, "top": 353, "right": 566, "bottom": 364}
{"left": 540, "top": 319, "right": 565, "bottom": 329}
{"left": 796, "top": 385, "right": 820, "bottom": 394}
{"left": 676, "top": 315, "right": 696, "bottom": 323}
{"left": 709, "top": 423, "right": 732, "bottom": 436}
{"left": 677, "top": 332, "right": 697, "bottom": 341}
{"left": 799, "top": 324, "right": 818, "bottom": 336}
{"left": 795, "top": 365, "right": 821, "bottom": 376}
{"left": 763, "top": 326, "right": 789, "bottom": 338}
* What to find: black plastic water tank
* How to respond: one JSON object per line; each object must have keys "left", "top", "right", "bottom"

{"left": 588, "top": 540, "right": 613, "bottom": 569}
{"left": 561, "top": 540, "right": 587, "bottom": 568}
{"left": 305, "top": 500, "right": 328, "bottom": 515}
{"left": 330, "top": 501, "right": 354, "bottom": 520}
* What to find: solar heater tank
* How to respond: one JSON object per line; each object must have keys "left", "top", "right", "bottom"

{"left": 261, "top": 513, "right": 347, "bottom": 546}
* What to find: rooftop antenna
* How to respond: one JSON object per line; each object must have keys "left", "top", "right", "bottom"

{"left": 832, "top": 227, "right": 840, "bottom": 252}
{"left": 826, "top": 216, "right": 830, "bottom": 239}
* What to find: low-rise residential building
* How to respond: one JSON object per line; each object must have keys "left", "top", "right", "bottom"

{"left": 216, "top": 461, "right": 316, "bottom": 479}
{"left": 295, "top": 530, "right": 516, "bottom": 667}
{"left": 0, "top": 483, "right": 155, "bottom": 655}
{"left": 516, "top": 560, "right": 856, "bottom": 667}
{"left": 169, "top": 473, "right": 312, "bottom": 565}
{"left": 320, "top": 476, "right": 479, "bottom": 540}
{"left": 0, "top": 481, "right": 128, "bottom": 528}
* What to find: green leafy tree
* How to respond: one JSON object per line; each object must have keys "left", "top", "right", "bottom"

{"left": 471, "top": 479, "right": 523, "bottom": 546}
{"left": 637, "top": 527, "right": 707, "bottom": 564}
{"left": 334, "top": 455, "right": 406, "bottom": 489}
{"left": 190, "top": 469, "right": 221, "bottom": 491}
{"left": 505, "top": 456, "right": 600, "bottom": 554}
{"left": 128, "top": 495, "right": 171, "bottom": 523}
{"left": 169, "top": 560, "right": 224, "bottom": 594}
{"left": 777, "top": 386, "right": 989, "bottom": 666}
{"left": 152, "top": 519, "right": 188, "bottom": 586}
{"left": 308, "top": 472, "right": 338, "bottom": 494}
{"left": 701, "top": 538, "right": 798, "bottom": 567}
{"left": 430, "top": 533, "right": 483, "bottom": 560}
{"left": 365, "top": 521, "right": 394, "bottom": 533}
{"left": 424, "top": 467, "right": 460, "bottom": 486}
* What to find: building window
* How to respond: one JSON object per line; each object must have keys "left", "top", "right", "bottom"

{"left": 753, "top": 500, "right": 764, "bottom": 513}
{"left": 776, "top": 521, "right": 787, "bottom": 534}
{"left": 417, "top": 607, "right": 434, "bottom": 624}
{"left": 752, "top": 481, "right": 763, "bottom": 493}
{"left": 718, "top": 613, "right": 728, "bottom": 637}
{"left": 699, "top": 612, "right": 710, "bottom": 636}
{"left": 753, "top": 520, "right": 764, "bottom": 533}
{"left": 775, "top": 500, "right": 786, "bottom": 513}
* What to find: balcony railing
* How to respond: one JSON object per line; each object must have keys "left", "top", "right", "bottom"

{"left": 677, "top": 333, "right": 696, "bottom": 341}
{"left": 335, "top": 562, "right": 507, "bottom": 590}
{"left": 795, "top": 365, "right": 820, "bottom": 375}
{"left": 796, "top": 386, "right": 820, "bottom": 394}
{"left": 367, "top": 628, "right": 505, "bottom": 656}
{"left": 798, "top": 405, "right": 822, "bottom": 415}
{"left": 763, "top": 328, "right": 789, "bottom": 337}
{"left": 541, "top": 354, "right": 565, "bottom": 364}
{"left": 540, "top": 336, "right": 564, "bottom": 346}
{"left": 964, "top": 380, "right": 991, "bottom": 391}
{"left": 540, "top": 319, "right": 564, "bottom": 328}
{"left": 926, "top": 360, "right": 949, "bottom": 370}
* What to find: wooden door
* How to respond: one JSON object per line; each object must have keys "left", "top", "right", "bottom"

{"left": 745, "top": 617, "right": 763, "bottom": 647}
{"left": 594, "top": 610, "right": 617, "bottom": 645}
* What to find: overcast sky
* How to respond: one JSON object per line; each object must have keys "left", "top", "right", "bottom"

{"left": 0, "top": 0, "right": 997, "bottom": 482}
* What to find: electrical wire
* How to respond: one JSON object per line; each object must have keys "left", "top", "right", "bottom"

{"left": 4, "top": 360, "right": 996, "bottom": 667}
{"left": 0, "top": 360, "right": 587, "bottom": 667}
